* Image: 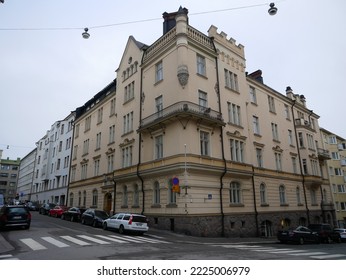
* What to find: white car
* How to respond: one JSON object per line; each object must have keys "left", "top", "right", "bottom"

{"left": 334, "top": 228, "right": 346, "bottom": 241}
{"left": 102, "top": 213, "right": 149, "bottom": 234}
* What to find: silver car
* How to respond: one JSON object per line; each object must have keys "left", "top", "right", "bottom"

{"left": 102, "top": 213, "right": 149, "bottom": 234}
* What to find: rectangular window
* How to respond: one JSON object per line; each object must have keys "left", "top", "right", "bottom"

{"left": 256, "top": 148, "right": 263, "bottom": 168}
{"left": 331, "top": 152, "right": 340, "bottom": 160}
{"left": 271, "top": 123, "right": 279, "bottom": 141}
{"left": 94, "top": 159, "right": 100, "bottom": 176}
{"left": 198, "top": 90, "right": 208, "bottom": 109}
{"left": 292, "top": 156, "right": 298, "bottom": 174}
{"left": 225, "top": 69, "right": 239, "bottom": 91}
{"left": 81, "top": 163, "right": 88, "bottom": 180}
{"left": 284, "top": 104, "right": 290, "bottom": 120}
{"left": 107, "top": 154, "right": 114, "bottom": 173}
{"left": 303, "top": 159, "right": 308, "bottom": 174}
{"left": 110, "top": 98, "right": 116, "bottom": 116}
{"left": 122, "top": 146, "right": 133, "bottom": 168}
{"left": 298, "top": 132, "right": 304, "bottom": 147}
{"left": 230, "top": 139, "right": 244, "bottom": 163}
{"left": 96, "top": 132, "right": 101, "bottom": 150}
{"left": 268, "top": 96, "right": 276, "bottom": 113}
{"left": 82, "top": 139, "right": 89, "bottom": 155}
{"left": 307, "top": 134, "right": 315, "bottom": 149}
{"left": 288, "top": 130, "right": 293, "bottom": 146}
{"left": 109, "top": 125, "right": 115, "bottom": 144}
{"left": 85, "top": 116, "right": 91, "bottom": 131}
{"left": 252, "top": 116, "right": 260, "bottom": 135}
{"left": 249, "top": 86, "right": 257, "bottom": 104}
{"left": 275, "top": 152, "right": 282, "bottom": 171}
{"left": 124, "top": 81, "right": 135, "bottom": 102}
{"left": 155, "top": 61, "right": 163, "bottom": 82}
{"left": 228, "top": 102, "right": 241, "bottom": 126}
{"left": 155, "top": 135, "right": 163, "bottom": 159}
{"left": 123, "top": 112, "right": 133, "bottom": 134}
{"left": 311, "top": 159, "right": 319, "bottom": 176}
{"left": 155, "top": 96, "right": 163, "bottom": 118}
{"left": 97, "top": 107, "right": 103, "bottom": 124}
{"left": 197, "top": 54, "right": 206, "bottom": 76}
{"left": 200, "top": 131, "right": 210, "bottom": 156}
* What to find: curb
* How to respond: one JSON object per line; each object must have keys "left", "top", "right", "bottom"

{"left": 0, "top": 233, "right": 14, "bottom": 254}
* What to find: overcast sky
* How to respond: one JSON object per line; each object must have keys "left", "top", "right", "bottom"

{"left": 1, "top": 0, "right": 345, "bottom": 160}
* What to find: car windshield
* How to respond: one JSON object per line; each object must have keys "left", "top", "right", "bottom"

{"left": 8, "top": 208, "right": 27, "bottom": 215}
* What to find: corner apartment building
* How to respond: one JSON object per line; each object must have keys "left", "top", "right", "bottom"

{"left": 0, "top": 156, "right": 20, "bottom": 204}
{"left": 69, "top": 7, "right": 333, "bottom": 237}
{"left": 31, "top": 112, "right": 75, "bottom": 205}
{"left": 321, "top": 128, "right": 346, "bottom": 227}
{"left": 17, "top": 148, "right": 37, "bottom": 202}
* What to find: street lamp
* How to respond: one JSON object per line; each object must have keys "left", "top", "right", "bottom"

{"left": 268, "top": 3, "right": 278, "bottom": 16}
{"left": 82, "top": 28, "right": 90, "bottom": 39}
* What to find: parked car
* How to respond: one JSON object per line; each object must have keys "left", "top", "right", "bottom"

{"left": 81, "top": 208, "right": 109, "bottom": 227}
{"left": 0, "top": 205, "right": 31, "bottom": 230}
{"left": 26, "top": 201, "right": 39, "bottom": 211}
{"left": 334, "top": 228, "right": 346, "bottom": 242}
{"left": 49, "top": 205, "right": 69, "bottom": 218}
{"left": 39, "top": 203, "right": 56, "bottom": 215}
{"left": 102, "top": 213, "right": 149, "bottom": 234}
{"left": 277, "top": 226, "right": 320, "bottom": 245}
{"left": 308, "top": 223, "right": 341, "bottom": 243}
{"left": 61, "top": 207, "right": 86, "bottom": 222}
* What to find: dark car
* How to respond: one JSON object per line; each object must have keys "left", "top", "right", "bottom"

{"left": 308, "top": 223, "right": 341, "bottom": 243}
{"left": 39, "top": 203, "right": 56, "bottom": 215}
{"left": 81, "top": 209, "right": 109, "bottom": 227}
{"left": 26, "top": 201, "right": 39, "bottom": 211}
{"left": 61, "top": 207, "right": 86, "bottom": 222}
{"left": 0, "top": 205, "right": 31, "bottom": 230}
{"left": 277, "top": 226, "right": 320, "bottom": 245}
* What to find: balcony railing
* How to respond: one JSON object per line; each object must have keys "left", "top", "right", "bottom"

{"left": 317, "top": 148, "right": 331, "bottom": 160}
{"left": 138, "top": 101, "right": 224, "bottom": 132}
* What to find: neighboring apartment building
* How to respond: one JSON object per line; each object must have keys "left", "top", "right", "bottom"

{"left": 0, "top": 155, "right": 20, "bottom": 204}
{"left": 69, "top": 7, "right": 333, "bottom": 237}
{"left": 321, "top": 128, "right": 346, "bottom": 227}
{"left": 31, "top": 112, "right": 75, "bottom": 205}
{"left": 17, "top": 148, "right": 37, "bottom": 202}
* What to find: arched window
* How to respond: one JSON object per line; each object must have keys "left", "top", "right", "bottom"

{"left": 78, "top": 191, "right": 82, "bottom": 206}
{"left": 83, "top": 190, "right": 86, "bottom": 207}
{"left": 260, "top": 183, "right": 267, "bottom": 204}
{"left": 168, "top": 179, "right": 176, "bottom": 204}
{"left": 133, "top": 185, "right": 139, "bottom": 207}
{"left": 153, "top": 181, "right": 160, "bottom": 204}
{"left": 279, "top": 185, "right": 286, "bottom": 205}
{"left": 230, "top": 182, "right": 241, "bottom": 204}
{"left": 92, "top": 189, "right": 98, "bottom": 207}
{"left": 69, "top": 192, "right": 74, "bottom": 207}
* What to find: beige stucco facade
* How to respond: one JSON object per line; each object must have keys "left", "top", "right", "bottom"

{"left": 69, "top": 7, "right": 334, "bottom": 237}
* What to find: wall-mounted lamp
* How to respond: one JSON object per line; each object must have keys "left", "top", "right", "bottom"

{"left": 82, "top": 27, "right": 90, "bottom": 39}
{"left": 268, "top": 3, "right": 278, "bottom": 16}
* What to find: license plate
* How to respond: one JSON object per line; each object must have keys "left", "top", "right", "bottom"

{"left": 136, "top": 223, "right": 143, "bottom": 226}
{"left": 13, "top": 216, "right": 22, "bottom": 219}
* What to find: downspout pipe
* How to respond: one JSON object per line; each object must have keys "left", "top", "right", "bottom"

{"left": 291, "top": 100, "right": 310, "bottom": 224}
{"left": 211, "top": 37, "right": 226, "bottom": 237}
{"left": 252, "top": 166, "right": 259, "bottom": 237}
{"left": 137, "top": 59, "right": 145, "bottom": 215}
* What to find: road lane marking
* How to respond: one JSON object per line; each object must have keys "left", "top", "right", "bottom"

{"left": 94, "top": 235, "right": 129, "bottom": 243}
{"left": 77, "top": 235, "right": 110, "bottom": 244}
{"left": 20, "top": 238, "right": 47, "bottom": 251}
{"left": 131, "top": 235, "right": 171, "bottom": 244}
{"left": 41, "top": 236, "right": 70, "bottom": 248}
{"left": 288, "top": 251, "right": 327, "bottom": 256}
{"left": 60, "top": 235, "right": 91, "bottom": 246}
{"left": 312, "top": 254, "right": 346, "bottom": 259}
{"left": 0, "top": 254, "right": 14, "bottom": 259}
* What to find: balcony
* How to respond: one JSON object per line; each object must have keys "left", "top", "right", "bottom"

{"left": 295, "top": 118, "right": 311, "bottom": 128}
{"left": 317, "top": 148, "right": 331, "bottom": 160}
{"left": 138, "top": 101, "right": 225, "bottom": 133}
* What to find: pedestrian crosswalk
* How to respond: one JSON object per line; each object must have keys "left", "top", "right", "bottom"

{"left": 212, "top": 244, "right": 346, "bottom": 259}
{"left": 17, "top": 233, "right": 170, "bottom": 252}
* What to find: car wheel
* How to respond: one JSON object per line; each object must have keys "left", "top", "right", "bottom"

{"left": 119, "top": 225, "right": 125, "bottom": 234}
{"left": 298, "top": 237, "right": 304, "bottom": 245}
{"left": 102, "top": 223, "right": 108, "bottom": 230}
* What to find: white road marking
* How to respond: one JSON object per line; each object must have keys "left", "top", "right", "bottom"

{"left": 60, "top": 235, "right": 91, "bottom": 246}
{"left": 77, "top": 235, "right": 110, "bottom": 244}
{"left": 20, "top": 238, "right": 47, "bottom": 251}
{"left": 41, "top": 236, "right": 70, "bottom": 248}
